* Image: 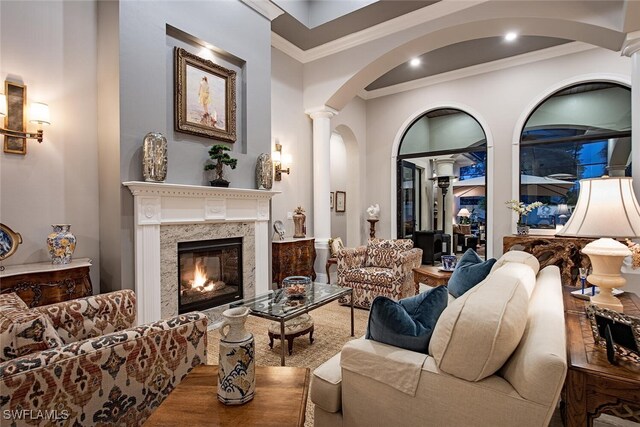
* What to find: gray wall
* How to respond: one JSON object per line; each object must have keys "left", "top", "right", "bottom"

{"left": 99, "top": 0, "right": 272, "bottom": 291}
{"left": 0, "top": 0, "right": 101, "bottom": 292}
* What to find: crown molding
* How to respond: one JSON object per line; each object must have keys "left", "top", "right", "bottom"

{"left": 271, "top": 0, "right": 488, "bottom": 63}
{"left": 621, "top": 30, "right": 640, "bottom": 57}
{"left": 240, "top": 0, "right": 284, "bottom": 21}
{"left": 359, "top": 41, "right": 597, "bottom": 100}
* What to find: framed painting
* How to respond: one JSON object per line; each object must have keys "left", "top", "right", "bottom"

{"left": 330, "top": 192, "right": 334, "bottom": 209}
{"left": 336, "top": 191, "right": 346, "bottom": 213}
{"left": 0, "top": 223, "right": 22, "bottom": 261}
{"left": 174, "top": 47, "right": 237, "bottom": 142}
{"left": 4, "top": 81, "right": 27, "bottom": 155}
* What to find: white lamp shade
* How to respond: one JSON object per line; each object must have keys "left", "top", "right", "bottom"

{"left": 272, "top": 149, "right": 281, "bottom": 162}
{"left": 0, "top": 94, "right": 6, "bottom": 117}
{"left": 29, "top": 102, "right": 50, "bottom": 124}
{"left": 282, "top": 153, "right": 292, "bottom": 167}
{"left": 457, "top": 208, "right": 471, "bottom": 217}
{"left": 557, "top": 177, "right": 640, "bottom": 238}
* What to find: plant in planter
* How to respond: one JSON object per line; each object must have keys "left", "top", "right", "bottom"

{"left": 505, "top": 200, "right": 544, "bottom": 235}
{"left": 204, "top": 144, "right": 238, "bottom": 187}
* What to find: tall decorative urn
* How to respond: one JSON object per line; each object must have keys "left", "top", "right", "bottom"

{"left": 293, "top": 206, "right": 306, "bottom": 238}
{"left": 47, "top": 224, "right": 77, "bottom": 264}
{"left": 217, "top": 307, "right": 256, "bottom": 405}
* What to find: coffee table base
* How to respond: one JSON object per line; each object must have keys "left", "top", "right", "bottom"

{"left": 268, "top": 325, "right": 314, "bottom": 355}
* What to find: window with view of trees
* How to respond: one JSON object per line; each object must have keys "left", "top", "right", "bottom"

{"left": 519, "top": 82, "right": 631, "bottom": 230}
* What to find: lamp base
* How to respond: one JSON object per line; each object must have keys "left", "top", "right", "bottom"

{"left": 582, "top": 238, "right": 630, "bottom": 313}
{"left": 589, "top": 293, "right": 624, "bottom": 312}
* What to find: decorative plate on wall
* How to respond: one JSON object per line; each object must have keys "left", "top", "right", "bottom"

{"left": 0, "top": 223, "right": 22, "bottom": 261}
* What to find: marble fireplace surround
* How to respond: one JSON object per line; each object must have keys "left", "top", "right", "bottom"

{"left": 124, "top": 181, "right": 278, "bottom": 325}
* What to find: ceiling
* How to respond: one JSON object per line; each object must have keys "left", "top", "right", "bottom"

{"left": 271, "top": 0, "right": 438, "bottom": 50}
{"left": 366, "top": 36, "right": 571, "bottom": 91}
{"left": 271, "top": 1, "right": 578, "bottom": 91}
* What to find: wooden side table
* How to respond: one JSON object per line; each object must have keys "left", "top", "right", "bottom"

{"left": 412, "top": 266, "right": 452, "bottom": 294}
{"left": 0, "top": 258, "right": 93, "bottom": 307}
{"left": 144, "top": 365, "right": 310, "bottom": 426}
{"left": 562, "top": 287, "right": 640, "bottom": 426}
{"left": 272, "top": 238, "right": 316, "bottom": 287}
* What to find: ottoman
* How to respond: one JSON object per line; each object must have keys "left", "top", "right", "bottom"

{"left": 268, "top": 313, "right": 314, "bottom": 355}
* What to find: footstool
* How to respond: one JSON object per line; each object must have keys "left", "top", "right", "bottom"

{"left": 268, "top": 313, "right": 314, "bottom": 355}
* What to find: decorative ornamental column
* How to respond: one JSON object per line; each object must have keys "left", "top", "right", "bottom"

{"left": 623, "top": 31, "right": 640, "bottom": 198}
{"left": 306, "top": 106, "right": 338, "bottom": 283}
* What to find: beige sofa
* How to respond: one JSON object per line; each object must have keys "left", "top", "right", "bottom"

{"left": 311, "top": 251, "right": 567, "bottom": 427}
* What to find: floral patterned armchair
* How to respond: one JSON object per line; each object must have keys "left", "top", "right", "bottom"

{"left": 337, "top": 238, "right": 423, "bottom": 309}
{"left": 0, "top": 290, "right": 207, "bottom": 426}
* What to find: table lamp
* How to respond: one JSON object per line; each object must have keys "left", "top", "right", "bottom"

{"left": 457, "top": 208, "right": 471, "bottom": 224}
{"left": 556, "top": 176, "right": 640, "bottom": 311}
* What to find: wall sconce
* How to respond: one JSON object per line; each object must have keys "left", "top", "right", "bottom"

{"left": 0, "top": 81, "right": 50, "bottom": 155}
{"left": 273, "top": 143, "right": 291, "bottom": 181}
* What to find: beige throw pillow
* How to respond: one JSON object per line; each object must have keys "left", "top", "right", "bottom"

{"left": 429, "top": 271, "right": 529, "bottom": 381}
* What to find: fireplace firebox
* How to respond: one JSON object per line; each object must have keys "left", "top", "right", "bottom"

{"left": 178, "top": 237, "right": 243, "bottom": 313}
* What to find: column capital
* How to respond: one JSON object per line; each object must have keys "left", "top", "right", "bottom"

{"left": 305, "top": 106, "right": 338, "bottom": 120}
{"left": 622, "top": 31, "right": 640, "bottom": 57}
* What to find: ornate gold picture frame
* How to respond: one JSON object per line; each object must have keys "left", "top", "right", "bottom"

{"left": 174, "top": 47, "right": 237, "bottom": 142}
{"left": 4, "top": 81, "right": 27, "bottom": 155}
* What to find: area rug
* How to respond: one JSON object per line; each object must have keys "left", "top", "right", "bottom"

{"left": 207, "top": 300, "right": 369, "bottom": 426}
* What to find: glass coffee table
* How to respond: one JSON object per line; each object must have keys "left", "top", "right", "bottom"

{"left": 231, "top": 283, "right": 354, "bottom": 366}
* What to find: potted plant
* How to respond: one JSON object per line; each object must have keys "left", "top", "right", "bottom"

{"left": 505, "top": 200, "right": 544, "bottom": 235}
{"left": 204, "top": 144, "right": 238, "bottom": 188}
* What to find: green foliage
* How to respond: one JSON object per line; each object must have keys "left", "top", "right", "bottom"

{"left": 204, "top": 144, "right": 238, "bottom": 181}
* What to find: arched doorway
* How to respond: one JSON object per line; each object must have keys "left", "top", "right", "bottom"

{"left": 397, "top": 107, "right": 488, "bottom": 258}
{"left": 517, "top": 81, "right": 631, "bottom": 232}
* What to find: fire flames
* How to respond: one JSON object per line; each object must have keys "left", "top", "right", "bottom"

{"left": 191, "top": 263, "right": 215, "bottom": 292}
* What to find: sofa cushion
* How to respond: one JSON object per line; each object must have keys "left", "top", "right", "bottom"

{"left": 366, "top": 286, "right": 448, "bottom": 353}
{"left": 365, "top": 238, "right": 413, "bottom": 269}
{"left": 447, "top": 249, "right": 497, "bottom": 298}
{"left": 491, "top": 250, "right": 540, "bottom": 275}
{"left": 429, "top": 271, "right": 529, "bottom": 381}
{"left": 343, "top": 266, "right": 395, "bottom": 287}
{"left": 0, "top": 293, "right": 63, "bottom": 362}
{"left": 311, "top": 352, "right": 342, "bottom": 413}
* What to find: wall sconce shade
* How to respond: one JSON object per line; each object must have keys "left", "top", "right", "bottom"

{"left": 0, "top": 94, "right": 7, "bottom": 117}
{"left": 29, "top": 102, "right": 50, "bottom": 125}
{"left": 273, "top": 143, "right": 290, "bottom": 181}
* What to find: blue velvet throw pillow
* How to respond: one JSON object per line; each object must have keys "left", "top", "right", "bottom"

{"left": 447, "top": 249, "right": 497, "bottom": 298}
{"left": 365, "top": 286, "right": 448, "bottom": 353}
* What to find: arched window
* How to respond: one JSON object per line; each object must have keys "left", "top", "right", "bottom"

{"left": 519, "top": 82, "right": 631, "bottom": 230}
{"left": 397, "top": 108, "right": 488, "bottom": 257}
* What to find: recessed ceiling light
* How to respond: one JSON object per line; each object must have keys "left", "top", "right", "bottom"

{"left": 409, "top": 58, "right": 421, "bottom": 67}
{"left": 505, "top": 32, "right": 518, "bottom": 42}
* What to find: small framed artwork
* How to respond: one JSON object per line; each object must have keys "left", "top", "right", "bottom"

{"left": 586, "top": 304, "right": 640, "bottom": 363}
{"left": 174, "top": 47, "right": 237, "bottom": 142}
{"left": 4, "top": 81, "right": 27, "bottom": 155}
{"left": 330, "top": 192, "right": 334, "bottom": 209}
{"left": 336, "top": 191, "right": 346, "bottom": 213}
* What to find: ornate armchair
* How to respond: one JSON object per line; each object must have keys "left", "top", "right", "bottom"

{"left": 337, "top": 238, "right": 423, "bottom": 309}
{"left": 0, "top": 290, "right": 207, "bottom": 426}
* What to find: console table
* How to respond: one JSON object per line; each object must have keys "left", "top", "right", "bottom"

{"left": 562, "top": 287, "right": 640, "bottom": 426}
{"left": 272, "top": 238, "right": 316, "bottom": 287}
{"left": 0, "top": 258, "right": 93, "bottom": 307}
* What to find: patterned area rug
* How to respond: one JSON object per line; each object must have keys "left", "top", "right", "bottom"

{"left": 207, "top": 301, "right": 369, "bottom": 426}
{"left": 207, "top": 299, "right": 633, "bottom": 427}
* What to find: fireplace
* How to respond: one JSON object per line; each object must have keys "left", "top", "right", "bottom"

{"left": 178, "top": 237, "right": 243, "bottom": 313}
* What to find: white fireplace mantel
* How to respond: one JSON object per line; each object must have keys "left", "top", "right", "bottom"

{"left": 123, "top": 181, "right": 279, "bottom": 324}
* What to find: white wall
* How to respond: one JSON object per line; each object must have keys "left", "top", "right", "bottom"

{"left": 364, "top": 47, "right": 631, "bottom": 256}
{"left": 0, "top": 0, "right": 100, "bottom": 292}
{"left": 271, "top": 48, "right": 313, "bottom": 238}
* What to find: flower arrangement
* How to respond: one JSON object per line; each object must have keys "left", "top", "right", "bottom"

{"left": 625, "top": 239, "right": 640, "bottom": 269}
{"left": 505, "top": 200, "right": 544, "bottom": 226}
